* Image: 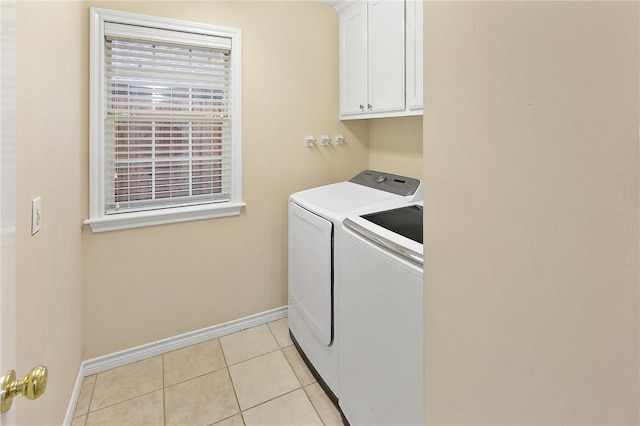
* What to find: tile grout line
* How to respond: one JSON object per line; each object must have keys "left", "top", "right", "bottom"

{"left": 70, "top": 375, "right": 93, "bottom": 426}
{"left": 271, "top": 319, "right": 336, "bottom": 425}
{"left": 240, "top": 385, "right": 305, "bottom": 413}
{"left": 302, "top": 383, "right": 329, "bottom": 426}
{"left": 81, "top": 388, "right": 164, "bottom": 416}
{"left": 164, "top": 365, "right": 229, "bottom": 388}
{"left": 162, "top": 339, "right": 229, "bottom": 388}
{"left": 220, "top": 319, "right": 291, "bottom": 370}
{"left": 82, "top": 358, "right": 166, "bottom": 416}
{"left": 219, "top": 338, "right": 244, "bottom": 424}
{"left": 221, "top": 323, "right": 280, "bottom": 366}
{"left": 281, "top": 344, "right": 316, "bottom": 387}
{"left": 276, "top": 319, "right": 341, "bottom": 425}
{"left": 237, "top": 341, "right": 306, "bottom": 415}
{"left": 162, "top": 354, "right": 167, "bottom": 426}
{"left": 85, "top": 375, "right": 98, "bottom": 419}
{"left": 265, "top": 320, "right": 280, "bottom": 347}
{"left": 231, "top": 319, "right": 314, "bottom": 418}
{"left": 206, "top": 411, "right": 241, "bottom": 426}
{"left": 225, "top": 346, "right": 283, "bottom": 368}
{"left": 227, "top": 352, "right": 306, "bottom": 416}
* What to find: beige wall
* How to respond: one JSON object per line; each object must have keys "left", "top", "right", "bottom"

{"left": 368, "top": 116, "right": 423, "bottom": 179}
{"left": 423, "top": 2, "right": 639, "bottom": 424}
{"left": 81, "top": 1, "right": 369, "bottom": 358}
{"left": 15, "top": 2, "right": 85, "bottom": 423}
{"left": 13, "top": 1, "right": 402, "bottom": 421}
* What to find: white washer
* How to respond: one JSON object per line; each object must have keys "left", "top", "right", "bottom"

{"left": 288, "top": 171, "right": 422, "bottom": 405}
{"left": 337, "top": 202, "right": 424, "bottom": 425}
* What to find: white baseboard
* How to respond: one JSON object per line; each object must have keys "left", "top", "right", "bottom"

{"left": 63, "top": 306, "right": 288, "bottom": 425}
{"left": 64, "top": 363, "right": 86, "bottom": 425}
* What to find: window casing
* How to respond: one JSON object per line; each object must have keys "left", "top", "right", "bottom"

{"left": 87, "top": 9, "right": 243, "bottom": 232}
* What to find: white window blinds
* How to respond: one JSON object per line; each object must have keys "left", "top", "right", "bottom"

{"left": 103, "top": 24, "right": 232, "bottom": 214}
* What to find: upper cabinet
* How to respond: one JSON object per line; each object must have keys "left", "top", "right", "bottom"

{"left": 405, "top": 0, "right": 423, "bottom": 111}
{"left": 337, "top": 0, "right": 423, "bottom": 120}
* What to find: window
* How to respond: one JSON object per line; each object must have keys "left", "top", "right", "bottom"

{"left": 87, "top": 8, "right": 243, "bottom": 232}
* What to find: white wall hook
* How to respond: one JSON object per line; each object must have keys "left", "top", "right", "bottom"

{"left": 319, "top": 135, "right": 331, "bottom": 146}
{"left": 335, "top": 134, "right": 346, "bottom": 145}
{"left": 305, "top": 135, "right": 316, "bottom": 147}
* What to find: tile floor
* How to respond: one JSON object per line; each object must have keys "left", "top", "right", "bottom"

{"left": 71, "top": 318, "right": 344, "bottom": 426}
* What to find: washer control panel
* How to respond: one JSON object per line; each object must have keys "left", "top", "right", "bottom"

{"left": 349, "top": 170, "right": 421, "bottom": 196}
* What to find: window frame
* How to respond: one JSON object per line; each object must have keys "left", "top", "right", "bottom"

{"left": 86, "top": 8, "right": 244, "bottom": 233}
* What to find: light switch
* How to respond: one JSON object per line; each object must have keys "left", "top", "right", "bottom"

{"left": 31, "top": 197, "right": 41, "bottom": 235}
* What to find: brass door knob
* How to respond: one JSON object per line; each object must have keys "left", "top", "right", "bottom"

{"left": 0, "top": 366, "right": 48, "bottom": 413}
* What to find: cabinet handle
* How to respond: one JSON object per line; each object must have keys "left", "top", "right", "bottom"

{"left": 359, "top": 104, "right": 364, "bottom": 110}
{"left": 367, "top": 104, "right": 372, "bottom": 110}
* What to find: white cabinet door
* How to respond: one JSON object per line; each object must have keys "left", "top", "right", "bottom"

{"left": 368, "top": 0, "right": 405, "bottom": 114}
{"left": 406, "top": 0, "right": 423, "bottom": 111}
{"left": 339, "top": 1, "right": 368, "bottom": 116}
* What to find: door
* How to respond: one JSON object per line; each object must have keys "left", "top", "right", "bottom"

{"left": 368, "top": 0, "right": 405, "bottom": 114}
{"left": 288, "top": 202, "right": 333, "bottom": 346}
{"left": 0, "top": 1, "right": 18, "bottom": 424}
{"left": 339, "top": 1, "right": 368, "bottom": 117}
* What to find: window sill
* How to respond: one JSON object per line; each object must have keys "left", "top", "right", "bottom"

{"left": 84, "top": 202, "right": 245, "bottom": 233}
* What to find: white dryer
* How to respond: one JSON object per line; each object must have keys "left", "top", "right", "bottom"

{"left": 288, "top": 171, "right": 422, "bottom": 405}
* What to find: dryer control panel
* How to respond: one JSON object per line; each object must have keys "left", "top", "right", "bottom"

{"left": 349, "top": 170, "right": 421, "bottom": 196}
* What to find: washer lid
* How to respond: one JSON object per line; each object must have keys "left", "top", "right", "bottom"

{"left": 290, "top": 181, "right": 403, "bottom": 216}
{"left": 289, "top": 171, "right": 422, "bottom": 218}
{"left": 360, "top": 204, "right": 423, "bottom": 244}
{"left": 343, "top": 202, "right": 423, "bottom": 265}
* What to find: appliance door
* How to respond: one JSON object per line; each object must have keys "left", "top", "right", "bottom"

{"left": 288, "top": 201, "right": 333, "bottom": 346}
{"left": 337, "top": 227, "right": 423, "bottom": 426}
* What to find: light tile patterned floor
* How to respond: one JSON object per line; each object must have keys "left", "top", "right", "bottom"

{"left": 71, "top": 319, "right": 344, "bottom": 426}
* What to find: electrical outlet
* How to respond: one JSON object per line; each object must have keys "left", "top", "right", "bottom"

{"left": 31, "top": 197, "right": 41, "bottom": 235}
